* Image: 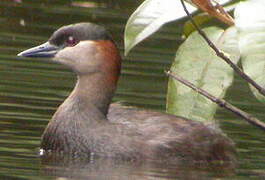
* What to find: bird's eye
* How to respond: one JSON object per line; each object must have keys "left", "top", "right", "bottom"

{"left": 66, "top": 36, "right": 78, "bottom": 46}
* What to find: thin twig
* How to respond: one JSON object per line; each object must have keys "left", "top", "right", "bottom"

{"left": 166, "top": 70, "right": 265, "bottom": 131}
{"left": 180, "top": 0, "right": 265, "bottom": 97}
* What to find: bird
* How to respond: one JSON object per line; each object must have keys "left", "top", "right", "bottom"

{"left": 17, "top": 23, "right": 235, "bottom": 163}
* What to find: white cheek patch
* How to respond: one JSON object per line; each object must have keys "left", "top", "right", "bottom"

{"left": 55, "top": 40, "right": 97, "bottom": 62}
{"left": 54, "top": 40, "right": 100, "bottom": 73}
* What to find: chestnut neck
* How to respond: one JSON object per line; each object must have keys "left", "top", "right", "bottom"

{"left": 62, "top": 40, "right": 121, "bottom": 118}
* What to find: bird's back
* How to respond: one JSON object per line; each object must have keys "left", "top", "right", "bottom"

{"left": 107, "top": 103, "right": 236, "bottom": 163}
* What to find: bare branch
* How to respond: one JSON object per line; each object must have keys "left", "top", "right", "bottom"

{"left": 166, "top": 70, "right": 265, "bottom": 131}
{"left": 180, "top": 0, "right": 265, "bottom": 97}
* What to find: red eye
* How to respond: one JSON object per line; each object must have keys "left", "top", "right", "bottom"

{"left": 66, "top": 36, "right": 78, "bottom": 46}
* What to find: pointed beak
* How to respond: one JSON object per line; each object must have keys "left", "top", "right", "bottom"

{"left": 17, "top": 42, "right": 60, "bottom": 58}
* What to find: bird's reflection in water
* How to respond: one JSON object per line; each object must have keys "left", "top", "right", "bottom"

{"left": 41, "top": 153, "right": 236, "bottom": 180}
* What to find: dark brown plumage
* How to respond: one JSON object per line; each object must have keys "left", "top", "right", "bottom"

{"left": 18, "top": 23, "right": 235, "bottom": 163}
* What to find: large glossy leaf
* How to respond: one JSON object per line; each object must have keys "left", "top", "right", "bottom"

{"left": 124, "top": 0, "right": 235, "bottom": 56}
{"left": 124, "top": 0, "right": 196, "bottom": 55}
{"left": 167, "top": 27, "right": 240, "bottom": 123}
{"left": 235, "top": 0, "right": 265, "bottom": 103}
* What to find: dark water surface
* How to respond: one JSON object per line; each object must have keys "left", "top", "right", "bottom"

{"left": 0, "top": 0, "right": 264, "bottom": 179}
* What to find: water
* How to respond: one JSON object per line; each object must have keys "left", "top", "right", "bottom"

{"left": 0, "top": 0, "right": 264, "bottom": 179}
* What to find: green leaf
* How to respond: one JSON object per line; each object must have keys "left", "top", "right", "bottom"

{"left": 183, "top": 0, "right": 240, "bottom": 37}
{"left": 167, "top": 27, "right": 240, "bottom": 123}
{"left": 124, "top": 0, "right": 196, "bottom": 56}
{"left": 235, "top": 0, "right": 265, "bottom": 103}
{"left": 183, "top": 14, "right": 213, "bottom": 37}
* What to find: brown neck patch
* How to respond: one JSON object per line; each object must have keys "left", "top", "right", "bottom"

{"left": 94, "top": 40, "right": 121, "bottom": 85}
